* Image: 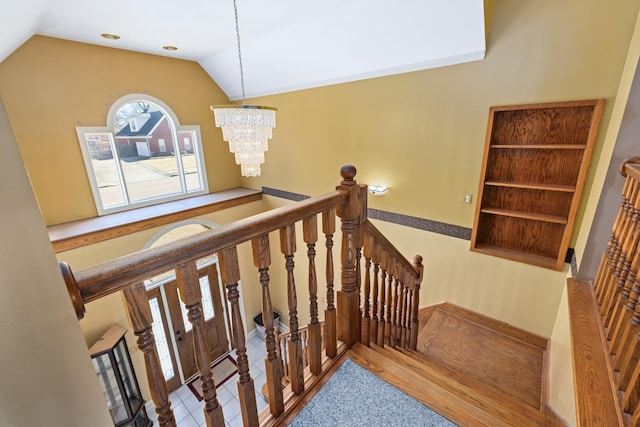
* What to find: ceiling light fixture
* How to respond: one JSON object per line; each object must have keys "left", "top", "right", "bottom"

{"left": 211, "top": 0, "right": 277, "bottom": 177}
{"left": 162, "top": 45, "right": 178, "bottom": 51}
{"left": 101, "top": 33, "right": 120, "bottom": 40}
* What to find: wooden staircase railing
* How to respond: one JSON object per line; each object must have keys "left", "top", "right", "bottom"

{"left": 59, "top": 165, "right": 424, "bottom": 426}
{"left": 569, "top": 159, "right": 640, "bottom": 426}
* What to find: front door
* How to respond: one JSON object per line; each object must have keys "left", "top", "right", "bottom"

{"left": 147, "top": 262, "right": 229, "bottom": 390}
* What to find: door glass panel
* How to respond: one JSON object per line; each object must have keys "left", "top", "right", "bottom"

{"left": 149, "top": 297, "right": 175, "bottom": 379}
{"left": 180, "top": 274, "right": 215, "bottom": 333}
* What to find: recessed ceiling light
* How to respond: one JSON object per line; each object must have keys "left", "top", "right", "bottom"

{"left": 163, "top": 46, "right": 178, "bottom": 51}
{"left": 101, "top": 33, "right": 120, "bottom": 40}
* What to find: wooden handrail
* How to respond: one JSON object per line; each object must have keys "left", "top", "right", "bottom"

{"left": 567, "top": 279, "right": 623, "bottom": 426}
{"left": 60, "top": 165, "right": 425, "bottom": 426}
{"left": 568, "top": 159, "right": 640, "bottom": 426}
{"left": 71, "top": 190, "right": 347, "bottom": 303}
{"left": 362, "top": 219, "right": 421, "bottom": 287}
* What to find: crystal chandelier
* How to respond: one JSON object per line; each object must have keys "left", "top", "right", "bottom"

{"left": 211, "top": 0, "right": 277, "bottom": 177}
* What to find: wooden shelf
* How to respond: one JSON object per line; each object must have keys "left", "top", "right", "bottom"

{"left": 471, "top": 99, "right": 605, "bottom": 270}
{"left": 471, "top": 243, "right": 559, "bottom": 270}
{"left": 484, "top": 181, "right": 576, "bottom": 193}
{"left": 480, "top": 208, "right": 568, "bottom": 224}
{"left": 490, "top": 144, "right": 587, "bottom": 150}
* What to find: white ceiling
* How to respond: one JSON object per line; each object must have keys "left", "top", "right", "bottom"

{"left": 0, "top": 0, "right": 487, "bottom": 100}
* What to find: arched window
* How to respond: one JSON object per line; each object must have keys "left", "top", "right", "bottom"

{"left": 76, "top": 94, "right": 208, "bottom": 215}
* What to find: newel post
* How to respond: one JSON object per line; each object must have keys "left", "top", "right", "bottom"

{"left": 336, "top": 165, "right": 366, "bottom": 346}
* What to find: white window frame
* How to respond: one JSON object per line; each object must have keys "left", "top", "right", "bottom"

{"left": 76, "top": 94, "right": 209, "bottom": 215}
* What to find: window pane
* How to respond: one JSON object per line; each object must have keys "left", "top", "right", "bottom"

{"left": 149, "top": 297, "right": 175, "bottom": 379}
{"left": 114, "top": 104, "right": 183, "bottom": 203}
{"left": 178, "top": 130, "right": 203, "bottom": 193}
{"left": 76, "top": 94, "right": 209, "bottom": 215}
{"left": 119, "top": 153, "right": 183, "bottom": 203}
{"left": 83, "top": 133, "right": 126, "bottom": 208}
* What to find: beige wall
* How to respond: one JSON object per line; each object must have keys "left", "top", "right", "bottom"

{"left": 238, "top": 0, "right": 640, "bottom": 337}
{"left": 240, "top": 0, "right": 640, "bottom": 240}
{"left": 0, "top": 35, "right": 240, "bottom": 226}
{"left": 0, "top": 99, "right": 113, "bottom": 426}
{"left": 2, "top": 0, "right": 640, "bottom": 422}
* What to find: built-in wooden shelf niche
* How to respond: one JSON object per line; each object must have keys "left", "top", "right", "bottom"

{"left": 471, "top": 99, "right": 605, "bottom": 270}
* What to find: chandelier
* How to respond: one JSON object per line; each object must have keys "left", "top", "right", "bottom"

{"left": 211, "top": 0, "right": 277, "bottom": 177}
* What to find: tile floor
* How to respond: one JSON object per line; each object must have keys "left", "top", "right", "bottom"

{"left": 145, "top": 333, "right": 269, "bottom": 426}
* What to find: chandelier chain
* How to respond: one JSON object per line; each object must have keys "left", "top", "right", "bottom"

{"left": 233, "top": 0, "right": 246, "bottom": 103}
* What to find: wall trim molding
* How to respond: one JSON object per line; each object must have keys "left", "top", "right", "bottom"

{"left": 262, "top": 186, "right": 472, "bottom": 241}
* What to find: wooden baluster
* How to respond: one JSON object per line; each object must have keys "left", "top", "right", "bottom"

{"left": 617, "top": 293, "right": 640, "bottom": 390}
{"left": 609, "top": 224, "right": 640, "bottom": 347}
{"left": 370, "top": 243, "right": 381, "bottom": 346}
{"left": 630, "top": 402, "right": 640, "bottom": 427}
{"left": 377, "top": 253, "right": 388, "bottom": 347}
{"left": 602, "top": 181, "right": 638, "bottom": 315}
{"left": 605, "top": 199, "right": 640, "bottom": 329}
{"left": 598, "top": 181, "right": 634, "bottom": 306}
{"left": 251, "top": 234, "right": 284, "bottom": 416}
{"left": 595, "top": 177, "right": 633, "bottom": 299}
{"left": 122, "top": 282, "right": 176, "bottom": 427}
{"left": 399, "top": 280, "right": 408, "bottom": 348}
{"left": 622, "top": 361, "right": 640, "bottom": 414}
{"left": 385, "top": 259, "right": 395, "bottom": 347}
{"left": 322, "top": 208, "right": 337, "bottom": 358}
{"left": 219, "top": 247, "right": 258, "bottom": 427}
{"left": 280, "top": 224, "right": 305, "bottom": 394}
{"left": 175, "top": 262, "right": 225, "bottom": 426}
{"left": 303, "top": 215, "right": 323, "bottom": 375}
{"left": 410, "top": 255, "right": 424, "bottom": 350}
{"left": 355, "top": 226, "right": 364, "bottom": 346}
{"left": 336, "top": 165, "right": 363, "bottom": 346}
{"left": 612, "top": 269, "right": 640, "bottom": 362}
{"left": 390, "top": 268, "right": 399, "bottom": 348}
{"left": 361, "top": 234, "right": 372, "bottom": 346}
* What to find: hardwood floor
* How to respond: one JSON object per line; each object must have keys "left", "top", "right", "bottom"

{"left": 268, "top": 303, "right": 564, "bottom": 426}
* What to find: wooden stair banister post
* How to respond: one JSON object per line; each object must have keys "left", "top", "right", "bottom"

{"left": 303, "top": 215, "right": 323, "bottom": 375}
{"left": 335, "top": 165, "right": 364, "bottom": 346}
{"left": 410, "top": 255, "right": 423, "bottom": 350}
{"left": 361, "top": 234, "right": 372, "bottom": 346}
{"left": 251, "top": 234, "right": 284, "bottom": 416}
{"left": 122, "top": 282, "right": 176, "bottom": 427}
{"left": 280, "top": 224, "right": 305, "bottom": 394}
{"left": 370, "top": 242, "right": 381, "bottom": 345}
{"left": 322, "top": 208, "right": 337, "bottom": 358}
{"left": 377, "top": 252, "right": 388, "bottom": 347}
{"left": 219, "top": 246, "right": 259, "bottom": 427}
{"left": 175, "top": 261, "right": 225, "bottom": 426}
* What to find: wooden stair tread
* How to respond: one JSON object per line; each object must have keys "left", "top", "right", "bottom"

{"left": 349, "top": 343, "right": 546, "bottom": 427}
{"left": 417, "top": 308, "right": 544, "bottom": 408}
{"left": 418, "top": 302, "right": 548, "bottom": 349}
{"left": 394, "top": 345, "right": 545, "bottom": 414}
{"left": 376, "top": 344, "right": 548, "bottom": 424}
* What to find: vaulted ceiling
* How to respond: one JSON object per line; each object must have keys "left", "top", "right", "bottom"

{"left": 0, "top": 0, "right": 488, "bottom": 100}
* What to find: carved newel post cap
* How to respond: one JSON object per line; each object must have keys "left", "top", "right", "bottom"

{"left": 413, "top": 255, "right": 423, "bottom": 266}
{"left": 340, "top": 165, "right": 357, "bottom": 182}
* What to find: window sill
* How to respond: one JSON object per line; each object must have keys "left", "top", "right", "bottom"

{"left": 48, "top": 188, "right": 262, "bottom": 253}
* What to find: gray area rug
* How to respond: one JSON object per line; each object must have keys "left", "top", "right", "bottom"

{"left": 289, "top": 358, "right": 458, "bottom": 426}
